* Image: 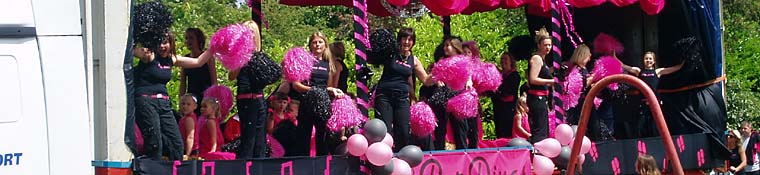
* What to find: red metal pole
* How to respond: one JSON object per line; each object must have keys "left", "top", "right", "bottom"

{"left": 566, "top": 74, "right": 683, "bottom": 175}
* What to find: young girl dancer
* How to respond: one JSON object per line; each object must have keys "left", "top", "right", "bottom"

{"left": 178, "top": 94, "right": 199, "bottom": 159}
{"left": 198, "top": 98, "right": 236, "bottom": 160}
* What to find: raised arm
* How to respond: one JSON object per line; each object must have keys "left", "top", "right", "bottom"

{"left": 656, "top": 61, "right": 684, "bottom": 77}
{"left": 528, "top": 56, "right": 554, "bottom": 86}
{"left": 174, "top": 51, "right": 213, "bottom": 68}
{"left": 413, "top": 57, "right": 434, "bottom": 86}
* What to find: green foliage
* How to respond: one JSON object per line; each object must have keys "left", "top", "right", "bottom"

{"left": 724, "top": 0, "right": 760, "bottom": 128}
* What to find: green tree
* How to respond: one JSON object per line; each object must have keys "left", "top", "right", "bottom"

{"left": 723, "top": 0, "right": 760, "bottom": 128}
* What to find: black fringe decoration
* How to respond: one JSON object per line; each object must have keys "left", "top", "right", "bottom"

{"left": 367, "top": 29, "right": 400, "bottom": 65}
{"left": 428, "top": 86, "right": 457, "bottom": 110}
{"left": 303, "top": 87, "right": 332, "bottom": 122}
{"left": 508, "top": 35, "right": 535, "bottom": 61}
{"left": 247, "top": 52, "right": 282, "bottom": 86}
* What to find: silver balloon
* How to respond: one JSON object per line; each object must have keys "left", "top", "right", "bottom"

{"left": 398, "top": 145, "right": 424, "bottom": 167}
{"left": 364, "top": 119, "right": 388, "bottom": 143}
{"left": 508, "top": 138, "right": 532, "bottom": 147}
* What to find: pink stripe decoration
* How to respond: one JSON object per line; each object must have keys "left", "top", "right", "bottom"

{"left": 553, "top": 47, "right": 563, "bottom": 57}
{"left": 355, "top": 48, "right": 367, "bottom": 60}
{"left": 357, "top": 98, "right": 369, "bottom": 108}
{"left": 201, "top": 162, "right": 216, "bottom": 175}
{"left": 552, "top": 32, "right": 562, "bottom": 42}
{"left": 551, "top": 18, "right": 561, "bottom": 30}
{"left": 172, "top": 161, "right": 181, "bottom": 175}
{"left": 553, "top": 62, "right": 561, "bottom": 69}
{"left": 353, "top": 0, "right": 367, "bottom": 11}
{"left": 555, "top": 105, "right": 566, "bottom": 115}
{"left": 324, "top": 155, "right": 332, "bottom": 175}
{"left": 354, "top": 32, "right": 370, "bottom": 49}
{"left": 280, "top": 161, "right": 293, "bottom": 175}
{"left": 355, "top": 64, "right": 362, "bottom": 71}
{"left": 356, "top": 82, "right": 369, "bottom": 93}
{"left": 246, "top": 161, "right": 253, "bottom": 175}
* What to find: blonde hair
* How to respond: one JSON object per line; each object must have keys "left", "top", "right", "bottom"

{"left": 730, "top": 130, "right": 744, "bottom": 145}
{"left": 516, "top": 93, "right": 528, "bottom": 115}
{"left": 534, "top": 27, "right": 551, "bottom": 44}
{"left": 202, "top": 98, "right": 221, "bottom": 119}
{"left": 636, "top": 154, "right": 661, "bottom": 175}
{"left": 242, "top": 21, "right": 261, "bottom": 52}
{"left": 643, "top": 51, "right": 657, "bottom": 67}
{"left": 570, "top": 44, "right": 591, "bottom": 67}
{"left": 309, "top": 32, "right": 337, "bottom": 73}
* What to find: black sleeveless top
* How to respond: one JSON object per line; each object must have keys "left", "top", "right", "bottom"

{"left": 310, "top": 60, "right": 330, "bottom": 88}
{"left": 492, "top": 70, "right": 520, "bottom": 103}
{"left": 134, "top": 56, "right": 173, "bottom": 96}
{"left": 527, "top": 62, "right": 552, "bottom": 91}
{"left": 183, "top": 62, "right": 212, "bottom": 95}
{"left": 376, "top": 56, "right": 413, "bottom": 94}
{"left": 639, "top": 69, "right": 659, "bottom": 91}
{"left": 338, "top": 60, "right": 349, "bottom": 93}
{"left": 237, "top": 62, "right": 264, "bottom": 94}
{"left": 729, "top": 146, "right": 742, "bottom": 167}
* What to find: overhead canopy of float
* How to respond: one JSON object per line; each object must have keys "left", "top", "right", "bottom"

{"left": 278, "top": 0, "right": 666, "bottom": 17}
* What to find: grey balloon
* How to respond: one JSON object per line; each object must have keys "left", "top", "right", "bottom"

{"left": 364, "top": 119, "right": 388, "bottom": 143}
{"left": 553, "top": 146, "right": 572, "bottom": 168}
{"left": 508, "top": 138, "right": 531, "bottom": 147}
{"left": 371, "top": 161, "right": 394, "bottom": 175}
{"left": 398, "top": 145, "right": 424, "bottom": 168}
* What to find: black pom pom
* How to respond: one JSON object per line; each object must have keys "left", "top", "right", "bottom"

{"left": 133, "top": 1, "right": 173, "bottom": 51}
{"left": 368, "top": 29, "right": 400, "bottom": 65}
{"left": 247, "top": 52, "right": 282, "bottom": 86}
{"left": 673, "top": 37, "right": 702, "bottom": 71}
{"left": 508, "top": 35, "right": 535, "bottom": 61}
{"left": 303, "top": 87, "right": 332, "bottom": 122}
{"left": 428, "top": 86, "right": 457, "bottom": 110}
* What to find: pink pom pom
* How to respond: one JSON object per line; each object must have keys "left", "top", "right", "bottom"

{"left": 410, "top": 102, "right": 437, "bottom": 138}
{"left": 204, "top": 85, "right": 234, "bottom": 117}
{"left": 593, "top": 97, "right": 603, "bottom": 109}
{"left": 328, "top": 96, "right": 367, "bottom": 132}
{"left": 561, "top": 67, "right": 584, "bottom": 110}
{"left": 446, "top": 89, "right": 479, "bottom": 120}
{"left": 593, "top": 33, "right": 624, "bottom": 55}
{"left": 472, "top": 62, "right": 502, "bottom": 94}
{"left": 548, "top": 111, "right": 561, "bottom": 138}
{"left": 209, "top": 24, "right": 254, "bottom": 70}
{"left": 591, "top": 56, "right": 623, "bottom": 90}
{"left": 431, "top": 55, "right": 473, "bottom": 91}
{"left": 282, "top": 47, "right": 316, "bottom": 82}
{"left": 267, "top": 134, "right": 285, "bottom": 158}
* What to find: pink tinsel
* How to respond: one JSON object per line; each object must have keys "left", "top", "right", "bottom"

{"left": 209, "top": 24, "right": 254, "bottom": 71}
{"left": 593, "top": 33, "right": 624, "bottom": 55}
{"left": 204, "top": 85, "right": 234, "bottom": 117}
{"left": 328, "top": 96, "right": 367, "bottom": 132}
{"left": 594, "top": 97, "right": 603, "bottom": 109}
{"left": 267, "top": 134, "right": 285, "bottom": 158}
{"left": 472, "top": 61, "right": 502, "bottom": 94}
{"left": 446, "top": 89, "right": 479, "bottom": 120}
{"left": 591, "top": 56, "right": 623, "bottom": 90}
{"left": 548, "top": 111, "right": 561, "bottom": 138}
{"left": 561, "top": 67, "right": 584, "bottom": 110}
{"left": 410, "top": 102, "right": 437, "bottom": 138}
{"left": 431, "top": 55, "right": 473, "bottom": 91}
{"left": 282, "top": 47, "right": 316, "bottom": 82}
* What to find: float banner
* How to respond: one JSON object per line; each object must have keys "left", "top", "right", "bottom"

{"left": 412, "top": 148, "right": 532, "bottom": 175}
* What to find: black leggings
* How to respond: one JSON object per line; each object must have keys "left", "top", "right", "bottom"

{"left": 493, "top": 101, "right": 516, "bottom": 138}
{"left": 237, "top": 98, "right": 268, "bottom": 159}
{"left": 433, "top": 106, "right": 448, "bottom": 150}
{"left": 374, "top": 90, "right": 411, "bottom": 151}
{"left": 527, "top": 94, "right": 549, "bottom": 143}
{"left": 466, "top": 117, "right": 479, "bottom": 149}
{"left": 135, "top": 96, "right": 184, "bottom": 160}
{"left": 294, "top": 102, "right": 329, "bottom": 156}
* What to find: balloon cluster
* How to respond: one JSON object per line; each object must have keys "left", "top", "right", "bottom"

{"left": 346, "top": 119, "right": 424, "bottom": 175}
{"left": 510, "top": 124, "right": 590, "bottom": 175}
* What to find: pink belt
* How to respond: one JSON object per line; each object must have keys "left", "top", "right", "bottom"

{"left": 142, "top": 94, "right": 169, "bottom": 100}
{"left": 528, "top": 90, "right": 549, "bottom": 96}
{"left": 237, "top": 93, "right": 263, "bottom": 99}
{"left": 500, "top": 95, "right": 515, "bottom": 102}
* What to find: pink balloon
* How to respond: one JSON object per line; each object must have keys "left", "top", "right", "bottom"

{"left": 382, "top": 133, "right": 394, "bottom": 148}
{"left": 367, "top": 143, "right": 393, "bottom": 166}
{"left": 533, "top": 155, "right": 555, "bottom": 175}
{"left": 391, "top": 158, "right": 412, "bottom": 175}
{"left": 579, "top": 154, "right": 586, "bottom": 165}
{"left": 570, "top": 136, "right": 592, "bottom": 154}
{"left": 534, "top": 138, "right": 561, "bottom": 158}
{"left": 555, "top": 124, "right": 574, "bottom": 146}
{"left": 347, "top": 134, "right": 369, "bottom": 156}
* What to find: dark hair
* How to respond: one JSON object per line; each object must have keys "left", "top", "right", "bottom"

{"left": 185, "top": 28, "right": 206, "bottom": 51}
{"left": 329, "top": 42, "right": 346, "bottom": 60}
{"left": 397, "top": 27, "right": 416, "bottom": 45}
{"left": 272, "top": 92, "right": 289, "bottom": 101}
{"left": 164, "top": 31, "right": 177, "bottom": 57}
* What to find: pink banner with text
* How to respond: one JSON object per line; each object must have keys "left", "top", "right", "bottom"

{"left": 412, "top": 148, "right": 532, "bottom": 175}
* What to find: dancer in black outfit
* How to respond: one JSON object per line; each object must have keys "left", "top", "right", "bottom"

{"left": 526, "top": 28, "right": 554, "bottom": 143}
{"left": 329, "top": 42, "right": 349, "bottom": 93}
{"left": 180, "top": 28, "right": 217, "bottom": 116}
{"left": 369, "top": 28, "right": 434, "bottom": 151}
{"left": 491, "top": 52, "right": 521, "bottom": 138}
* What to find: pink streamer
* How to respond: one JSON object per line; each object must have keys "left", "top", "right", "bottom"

{"left": 591, "top": 56, "right": 623, "bottom": 90}
{"left": 593, "top": 33, "right": 624, "bottom": 55}
{"left": 209, "top": 24, "right": 254, "bottom": 71}
{"left": 282, "top": 47, "right": 316, "bottom": 82}
{"left": 560, "top": 67, "right": 584, "bottom": 110}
